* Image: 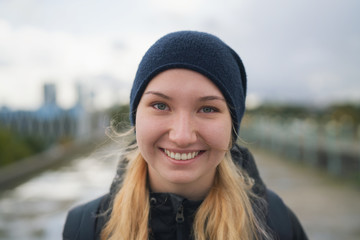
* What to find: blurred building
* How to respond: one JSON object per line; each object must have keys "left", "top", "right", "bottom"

{"left": 0, "top": 83, "right": 95, "bottom": 143}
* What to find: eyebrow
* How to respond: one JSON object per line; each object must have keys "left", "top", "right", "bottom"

{"left": 199, "top": 96, "right": 226, "bottom": 102}
{"left": 144, "top": 91, "right": 172, "bottom": 100}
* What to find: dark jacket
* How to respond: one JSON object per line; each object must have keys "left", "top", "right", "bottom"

{"left": 63, "top": 145, "right": 308, "bottom": 240}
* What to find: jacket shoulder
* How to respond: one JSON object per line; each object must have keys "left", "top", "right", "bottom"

{"left": 266, "top": 189, "right": 308, "bottom": 240}
{"left": 63, "top": 194, "right": 108, "bottom": 240}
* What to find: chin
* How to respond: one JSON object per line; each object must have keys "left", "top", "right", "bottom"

{"left": 166, "top": 174, "right": 197, "bottom": 185}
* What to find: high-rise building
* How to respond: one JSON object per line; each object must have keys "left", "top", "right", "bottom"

{"left": 43, "top": 83, "right": 57, "bottom": 106}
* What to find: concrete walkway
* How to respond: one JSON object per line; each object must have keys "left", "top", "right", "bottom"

{"left": 251, "top": 148, "right": 360, "bottom": 240}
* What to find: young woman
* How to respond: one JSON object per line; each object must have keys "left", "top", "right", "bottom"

{"left": 63, "top": 31, "right": 308, "bottom": 240}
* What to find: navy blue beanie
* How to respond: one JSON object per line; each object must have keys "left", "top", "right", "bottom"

{"left": 130, "top": 31, "right": 247, "bottom": 141}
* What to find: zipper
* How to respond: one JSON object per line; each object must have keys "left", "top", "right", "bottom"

{"left": 176, "top": 203, "right": 184, "bottom": 240}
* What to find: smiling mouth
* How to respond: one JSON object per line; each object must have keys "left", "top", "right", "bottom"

{"left": 161, "top": 148, "right": 203, "bottom": 161}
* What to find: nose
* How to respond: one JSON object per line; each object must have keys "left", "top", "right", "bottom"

{"left": 168, "top": 112, "right": 197, "bottom": 147}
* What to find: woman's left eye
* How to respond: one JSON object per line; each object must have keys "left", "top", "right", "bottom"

{"left": 200, "top": 106, "right": 216, "bottom": 113}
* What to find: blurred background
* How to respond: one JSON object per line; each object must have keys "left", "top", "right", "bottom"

{"left": 0, "top": 0, "right": 359, "bottom": 239}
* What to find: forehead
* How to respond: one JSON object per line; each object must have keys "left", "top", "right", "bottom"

{"left": 145, "top": 68, "right": 224, "bottom": 97}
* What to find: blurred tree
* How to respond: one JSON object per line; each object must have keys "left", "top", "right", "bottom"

{"left": 23, "top": 135, "right": 50, "bottom": 153}
{"left": 0, "top": 127, "right": 34, "bottom": 167}
{"left": 327, "top": 104, "right": 360, "bottom": 124}
{"left": 246, "top": 103, "right": 360, "bottom": 124}
{"left": 246, "top": 104, "right": 313, "bottom": 119}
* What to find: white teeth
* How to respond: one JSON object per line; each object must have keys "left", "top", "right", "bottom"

{"left": 164, "top": 149, "right": 200, "bottom": 161}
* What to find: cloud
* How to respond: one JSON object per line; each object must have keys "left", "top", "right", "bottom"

{"left": 0, "top": 0, "right": 359, "bottom": 109}
{"left": 226, "top": 0, "right": 360, "bottom": 105}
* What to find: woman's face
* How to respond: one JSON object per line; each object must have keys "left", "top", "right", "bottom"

{"left": 136, "top": 69, "right": 232, "bottom": 196}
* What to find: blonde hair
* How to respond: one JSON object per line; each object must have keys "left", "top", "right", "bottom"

{"left": 101, "top": 148, "right": 270, "bottom": 240}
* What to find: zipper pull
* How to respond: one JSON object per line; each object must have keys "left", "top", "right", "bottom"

{"left": 176, "top": 204, "right": 184, "bottom": 223}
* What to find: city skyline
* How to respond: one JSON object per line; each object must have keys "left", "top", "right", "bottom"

{"left": 0, "top": 82, "right": 95, "bottom": 143}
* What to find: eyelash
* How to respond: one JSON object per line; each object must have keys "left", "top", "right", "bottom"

{"left": 152, "top": 102, "right": 169, "bottom": 111}
{"left": 151, "top": 103, "right": 218, "bottom": 113}
{"left": 199, "top": 106, "right": 219, "bottom": 113}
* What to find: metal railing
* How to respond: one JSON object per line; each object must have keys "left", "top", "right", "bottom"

{"left": 240, "top": 115, "right": 360, "bottom": 177}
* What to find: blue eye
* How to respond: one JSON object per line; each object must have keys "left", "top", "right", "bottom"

{"left": 153, "top": 103, "right": 168, "bottom": 111}
{"left": 201, "top": 107, "right": 216, "bottom": 113}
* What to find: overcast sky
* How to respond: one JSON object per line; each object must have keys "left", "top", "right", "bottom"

{"left": 0, "top": 0, "right": 359, "bottom": 110}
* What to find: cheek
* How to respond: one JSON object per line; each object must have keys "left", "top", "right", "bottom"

{"left": 135, "top": 115, "right": 152, "bottom": 148}
{"left": 135, "top": 111, "right": 167, "bottom": 153}
{"left": 198, "top": 119, "right": 232, "bottom": 150}
{"left": 135, "top": 110, "right": 149, "bottom": 149}
{"left": 135, "top": 122, "right": 154, "bottom": 164}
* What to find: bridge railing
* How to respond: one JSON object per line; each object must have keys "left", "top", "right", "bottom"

{"left": 240, "top": 115, "right": 360, "bottom": 178}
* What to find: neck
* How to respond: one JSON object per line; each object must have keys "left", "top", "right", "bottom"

{"left": 151, "top": 183, "right": 211, "bottom": 201}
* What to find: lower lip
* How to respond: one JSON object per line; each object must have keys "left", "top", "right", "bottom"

{"left": 160, "top": 149, "right": 203, "bottom": 165}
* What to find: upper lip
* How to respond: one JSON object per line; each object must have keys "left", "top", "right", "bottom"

{"left": 160, "top": 148, "right": 204, "bottom": 153}
{"left": 161, "top": 148, "right": 203, "bottom": 160}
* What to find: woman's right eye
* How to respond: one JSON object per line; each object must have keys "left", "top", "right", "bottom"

{"left": 152, "top": 103, "right": 169, "bottom": 111}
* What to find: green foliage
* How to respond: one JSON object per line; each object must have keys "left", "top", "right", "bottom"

{"left": 23, "top": 135, "right": 50, "bottom": 153}
{"left": 326, "top": 104, "right": 360, "bottom": 124}
{"left": 247, "top": 104, "right": 311, "bottom": 119}
{"left": 0, "top": 127, "right": 34, "bottom": 167}
{"left": 246, "top": 103, "right": 360, "bottom": 124}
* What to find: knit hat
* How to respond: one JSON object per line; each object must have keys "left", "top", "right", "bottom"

{"left": 130, "top": 31, "right": 247, "bottom": 141}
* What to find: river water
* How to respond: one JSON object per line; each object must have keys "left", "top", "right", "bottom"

{"left": 0, "top": 145, "right": 119, "bottom": 240}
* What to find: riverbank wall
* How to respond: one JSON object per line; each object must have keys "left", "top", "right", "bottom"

{"left": 0, "top": 137, "right": 106, "bottom": 190}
